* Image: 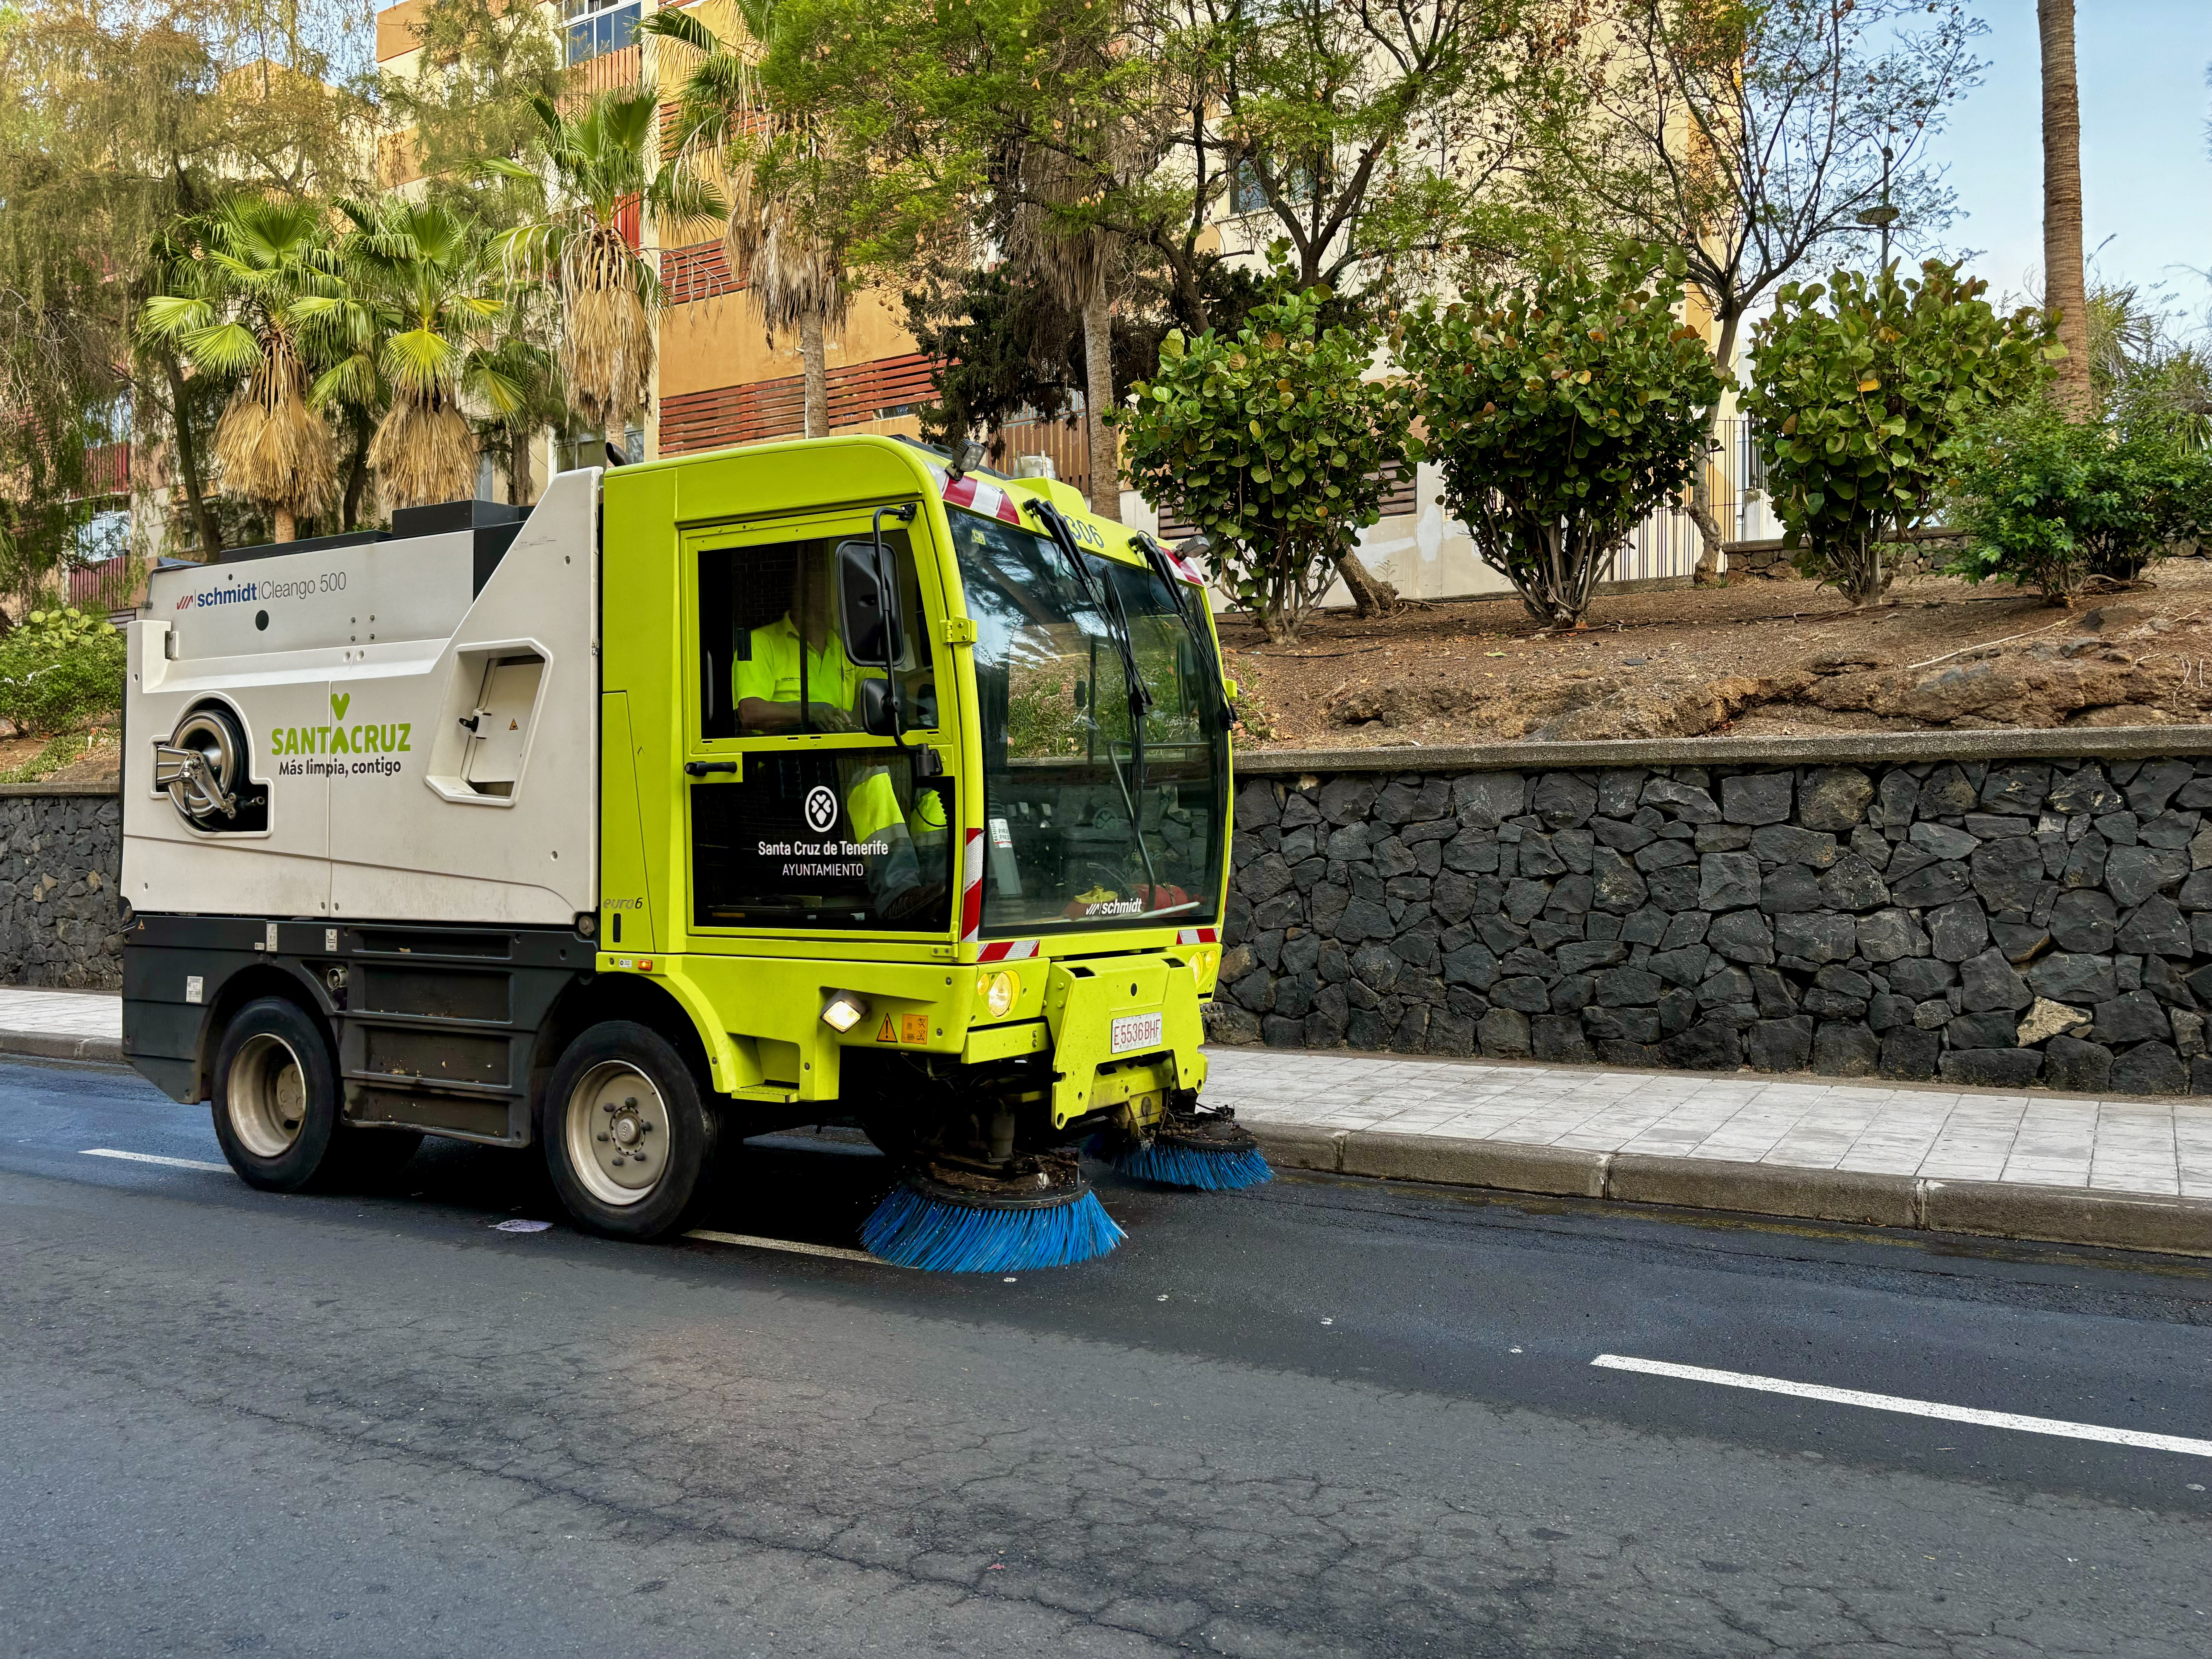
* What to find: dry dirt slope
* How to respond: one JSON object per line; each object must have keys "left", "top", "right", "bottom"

{"left": 1222, "top": 562, "right": 2212, "bottom": 750}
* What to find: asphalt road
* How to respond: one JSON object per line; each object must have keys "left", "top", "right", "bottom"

{"left": 3, "top": 1056, "right": 2210, "bottom": 1658}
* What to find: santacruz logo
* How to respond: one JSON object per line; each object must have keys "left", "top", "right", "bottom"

{"left": 271, "top": 691, "right": 410, "bottom": 779}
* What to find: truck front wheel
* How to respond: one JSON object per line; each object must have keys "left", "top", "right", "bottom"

{"left": 541, "top": 1022, "right": 718, "bottom": 1240}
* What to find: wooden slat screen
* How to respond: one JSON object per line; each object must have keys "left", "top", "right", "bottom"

{"left": 662, "top": 239, "right": 741, "bottom": 305}
{"left": 660, "top": 353, "right": 941, "bottom": 456}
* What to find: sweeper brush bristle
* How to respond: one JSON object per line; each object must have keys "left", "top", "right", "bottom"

{"left": 861, "top": 1182, "right": 1127, "bottom": 1273}
{"left": 1114, "top": 1138, "right": 1274, "bottom": 1192}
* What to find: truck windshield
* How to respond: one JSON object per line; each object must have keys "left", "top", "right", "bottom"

{"left": 950, "top": 507, "right": 1228, "bottom": 936}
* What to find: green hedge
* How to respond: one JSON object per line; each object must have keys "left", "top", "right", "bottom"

{"left": 0, "top": 623, "right": 126, "bottom": 736}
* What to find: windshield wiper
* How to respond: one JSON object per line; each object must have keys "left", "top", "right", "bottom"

{"left": 1021, "top": 497, "right": 1161, "bottom": 902}
{"left": 1024, "top": 498, "right": 1150, "bottom": 726}
{"left": 1132, "top": 532, "right": 1236, "bottom": 733}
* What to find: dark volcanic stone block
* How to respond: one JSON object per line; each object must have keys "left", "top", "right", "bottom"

{"left": 1721, "top": 771, "right": 1793, "bottom": 826}
{"left": 1811, "top": 1020, "right": 1881, "bottom": 1076}
{"left": 1938, "top": 1048, "right": 2044, "bottom": 1087}
{"left": 1747, "top": 1016, "right": 1815, "bottom": 1072}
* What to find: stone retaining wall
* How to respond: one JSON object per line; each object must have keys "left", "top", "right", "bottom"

{"left": 1215, "top": 738, "right": 2212, "bottom": 1094}
{"left": 0, "top": 785, "right": 123, "bottom": 990}
{"left": 28, "top": 746, "right": 2212, "bottom": 1094}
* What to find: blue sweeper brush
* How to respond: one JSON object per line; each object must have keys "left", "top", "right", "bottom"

{"left": 862, "top": 1155, "right": 1125, "bottom": 1273}
{"left": 1114, "top": 1106, "right": 1273, "bottom": 1192}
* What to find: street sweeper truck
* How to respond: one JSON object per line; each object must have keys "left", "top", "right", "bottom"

{"left": 118, "top": 434, "right": 1267, "bottom": 1270}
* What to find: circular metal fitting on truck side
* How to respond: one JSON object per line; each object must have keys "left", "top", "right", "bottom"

{"left": 154, "top": 705, "right": 249, "bottom": 827}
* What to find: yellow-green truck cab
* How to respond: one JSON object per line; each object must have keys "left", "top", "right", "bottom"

{"left": 119, "top": 436, "right": 1236, "bottom": 1243}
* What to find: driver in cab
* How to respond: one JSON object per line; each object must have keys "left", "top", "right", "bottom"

{"left": 733, "top": 549, "right": 947, "bottom": 917}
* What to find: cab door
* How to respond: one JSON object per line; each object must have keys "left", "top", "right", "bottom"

{"left": 680, "top": 503, "right": 955, "bottom": 948}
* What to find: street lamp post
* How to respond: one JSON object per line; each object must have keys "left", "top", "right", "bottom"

{"left": 1855, "top": 144, "right": 1901, "bottom": 270}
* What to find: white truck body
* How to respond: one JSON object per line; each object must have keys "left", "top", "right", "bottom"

{"left": 124, "top": 471, "right": 603, "bottom": 928}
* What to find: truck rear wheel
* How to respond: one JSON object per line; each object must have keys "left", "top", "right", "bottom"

{"left": 210, "top": 997, "right": 341, "bottom": 1192}
{"left": 541, "top": 1022, "right": 718, "bottom": 1240}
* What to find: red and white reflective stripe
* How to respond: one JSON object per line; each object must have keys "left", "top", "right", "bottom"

{"left": 1177, "top": 927, "right": 1218, "bottom": 946}
{"left": 959, "top": 828, "right": 985, "bottom": 943}
{"left": 1163, "top": 547, "right": 1209, "bottom": 586}
{"left": 976, "top": 939, "right": 1039, "bottom": 963}
{"left": 931, "top": 466, "right": 1025, "bottom": 527}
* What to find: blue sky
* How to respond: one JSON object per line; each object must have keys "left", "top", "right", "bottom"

{"left": 1928, "top": 2, "right": 2212, "bottom": 316}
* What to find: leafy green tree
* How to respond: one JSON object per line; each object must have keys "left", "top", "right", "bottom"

{"left": 379, "top": 0, "right": 563, "bottom": 194}
{"left": 1398, "top": 246, "right": 1726, "bottom": 629}
{"left": 1526, "top": 0, "right": 1985, "bottom": 578}
{"left": 1115, "top": 280, "right": 1418, "bottom": 644}
{"left": 1741, "top": 261, "right": 2057, "bottom": 608}
{"left": 900, "top": 256, "right": 1267, "bottom": 459}
{"left": 0, "top": 1, "right": 374, "bottom": 565}
{"left": 778, "top": 0, "right": 1535, "bottom": 323}
{"left": 1946, "top": 400, "right": 2212, "bottom": 604}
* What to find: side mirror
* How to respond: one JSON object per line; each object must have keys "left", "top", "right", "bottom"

{"left": 835, "top": 538, "right": 902, "bottom": 667}
{"left": 855, "top": 677, "right": 896, "bottom": 737}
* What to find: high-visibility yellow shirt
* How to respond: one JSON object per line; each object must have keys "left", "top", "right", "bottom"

{"left": 732, "top": 614, "right": 871, "bottom": 714}
{"left": 732, "top": 613, "right": 945, "bottom": 840}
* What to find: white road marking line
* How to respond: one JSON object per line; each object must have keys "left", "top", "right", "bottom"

{"left": 81, "top": 1148, "right": 229, "bottom": 1174}
{"left": 1592, "top": 1354, "right": 2212, "bottom": 1459}
{"left": 683, "top": 1228, "right": 890, "bottom": 1267}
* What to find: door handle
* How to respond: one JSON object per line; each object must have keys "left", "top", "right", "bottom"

{"left": 684, "top": 760, "right": 737, "bottom": 777}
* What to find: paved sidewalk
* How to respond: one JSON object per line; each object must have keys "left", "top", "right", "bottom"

{"left": 1204, "top": 1049, "right": 2212, "bottom": 1200}
{"left": 0, "top": 985, "right": 123, "bottom": 1062}
{"left": 6, "top": 985, "right": 2209, "bottom": 1254}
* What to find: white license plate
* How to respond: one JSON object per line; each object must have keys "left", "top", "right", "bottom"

{"left": 1110, "top": 1012, "right": 1164, "bottom": 1055}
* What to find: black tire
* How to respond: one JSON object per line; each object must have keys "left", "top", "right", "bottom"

{"left": 209, "top": 997, "right": 343, "bottom": 1192}
{"left": 540, "top": 1020, "right": 719, "bottom": 1240}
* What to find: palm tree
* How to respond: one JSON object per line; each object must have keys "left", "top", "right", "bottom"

{"left": 493, "top": 91, "right": 721, "bottom": 438}
{"left": 140, "top": 199, "right": 343, "bottom": 543}
{"left": 2039, "top": 0, "right": 2092, "bottom": 420}
{"left": 644, "top": 2, "right": 846, "bottom": 438}
{"left": 475, "top": 330, "right": 566, "bottom": 505}
{"left": 316, "top": 199, "right": 526, "bottom": 510}
{"left": 1008, "top": 144, "right": 1121, "bottom": 519}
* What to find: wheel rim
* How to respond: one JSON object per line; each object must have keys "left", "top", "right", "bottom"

{"left": 227, "top": 1032, "right": 308, "bottom": 1159}
{"left": 565, "top": 1060, "right": 671, "bottom": 1207}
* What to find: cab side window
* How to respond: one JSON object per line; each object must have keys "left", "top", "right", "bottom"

{"left": 697, "top": 532, "right": 934, "bottom": 741}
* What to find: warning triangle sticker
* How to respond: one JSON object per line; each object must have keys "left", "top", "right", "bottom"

{"left": 876, "top": 1015, "right": 898, "bottom": 1043}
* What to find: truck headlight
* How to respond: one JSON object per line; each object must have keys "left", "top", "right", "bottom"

{"left": 821, "top": 990, "right": 870, "bottom": 1032}
{"left": 982, "top": 971, "right": 1018, "bottom": 1019}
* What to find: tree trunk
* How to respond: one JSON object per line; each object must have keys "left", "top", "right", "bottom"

{"left": 160, "top": 350, "right": 222, "bottom": 560}
{"left": 1331, "top": 548, "right": 1399, "bottom": 618}
{"left": 800, "top": 311, "right": 829, "bottom": 439}
{"left": 273, "top": 506, "right": 296, "bottom": 543}
{"left": 1690, "top": 308, "right": 1743, "bottom": 580}
{"left": 342, "top": 415, "right": 371, "bottom": 529}
{"left": 2039, "top": 0, "right": 2093, "bottom": 420}
{"left": 508, "top": 425, "right": 533, "bottom": 506}
{"left": 1081, "top": 289, "right": 1118, "bottom": 518}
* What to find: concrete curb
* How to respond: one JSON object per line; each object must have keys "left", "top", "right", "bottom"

{"left": 1247, "top": 1122, "right": 2212, "bottom": 1259}
{"left": 0, "top": 1029, "right": 124, "bottom": 1065}
{"left": 1232, "top": 723, "right": 2212, "bottom": 777}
